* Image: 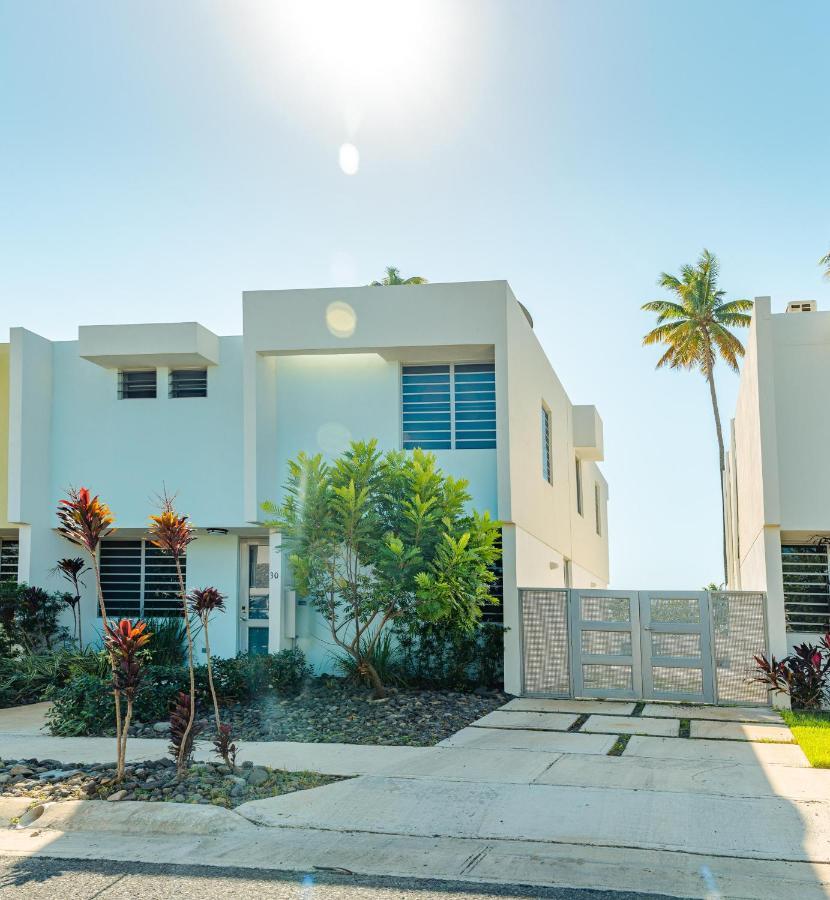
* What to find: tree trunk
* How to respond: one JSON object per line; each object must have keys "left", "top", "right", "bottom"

{"left": 702, "top": 346, "right": 729, "bottom": 586}
{"left": 118, "top": 696, "right": 133, "bottom": 781}
{"left": 175, "top": 558, "right": 196, "bottom": 776}
{"left": 362, "top": 658, "right": 388, "bottom": 700}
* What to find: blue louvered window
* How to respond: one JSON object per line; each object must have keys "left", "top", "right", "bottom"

{"left": 402, "top": 363, "right": 495, "bottom": 450}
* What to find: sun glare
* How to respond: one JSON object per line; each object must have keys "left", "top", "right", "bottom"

{"left": 229, "top": 1, "right": 472, "bottom": 150}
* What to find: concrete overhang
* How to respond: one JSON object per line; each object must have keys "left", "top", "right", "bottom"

{"left": 78, "top": 322, "right": 220, "bottom": 369}
{"left": 573, "top": 405, "right": 604, "bottom": 461}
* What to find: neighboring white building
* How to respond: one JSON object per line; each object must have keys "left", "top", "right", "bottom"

{"left": 725, "top": 296, "right": 830, "bottom": 662}
{"left": 3, "top": 281, "right": 609, "bottom": 695}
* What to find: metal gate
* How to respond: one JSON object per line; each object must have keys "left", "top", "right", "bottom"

{"left": 520, "top": 588, "right": 769, "bottom": 705}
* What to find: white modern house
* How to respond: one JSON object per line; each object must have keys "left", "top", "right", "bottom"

{"left": 725, "top": 296, "right": 830, "bottom": 663}
{"left": 2, "top": 281, "right": 609, "bottom": 695}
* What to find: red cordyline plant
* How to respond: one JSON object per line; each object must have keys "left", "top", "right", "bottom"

{"left": 148, "top": 491, "right": 196, "bottom": 775}
{"left": 105, "top": 618, "right": 151, "bottom": 779}
{"left": 189, "top": 586, "right": 236, "bottom": 767}
{"left": 754, "top": 633, "right": 830, "bottom": 710}
{"left": 169, "top": 691, "right": 201, "bottom": 768}
{"left": 56, "top": 488, "right": 129, "bottom": 771}
{"left": 52, "top": 557, "right": 88, "bottom": 646}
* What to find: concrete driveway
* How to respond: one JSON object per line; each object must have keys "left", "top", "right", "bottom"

{"left": 2, "top": 698, "right": 830, "bottom": 898}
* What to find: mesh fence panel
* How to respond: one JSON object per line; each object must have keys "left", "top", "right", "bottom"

{"left": 521, "top": 589, "right": 570, "bottom": 695}
{"left": 711, "top": 591, "right": 769, "bottom": 705}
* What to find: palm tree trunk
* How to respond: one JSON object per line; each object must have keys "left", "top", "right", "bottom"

{"left": 702, "top": 347, "right": 729, "bottom": 585}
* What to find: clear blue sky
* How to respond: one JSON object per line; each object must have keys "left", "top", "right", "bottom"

{"left": 1, "top": 1, "right": 828, "bottom": 587}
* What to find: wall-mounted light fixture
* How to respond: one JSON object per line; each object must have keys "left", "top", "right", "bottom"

{"left": 205, "top": 527, "right": 229, "bottom": 535}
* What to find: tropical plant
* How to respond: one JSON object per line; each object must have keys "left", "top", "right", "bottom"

{"left": 369, "top": 266, "right": 428, "bottom": 286}
{"left": 56, "top": 486, "right": 124, "bottom": 764}
{"left": 144, "top": 616, "right": 188, "bottom": 667}
{"left": 189, "top": 586, "right": 236, "bottom": 766}
{"left": 0, "top": 582, "right": 69, "bottom": 653}
{"left": 148, "top": 492, "right": 196, "bottom": 775}
{"left": 332, "top": 628, "right": 403, "bottom": 688}
{"left": 52, "top": 557, "right": 88, "bottom": 646}
{"left": 754, "top": 635, "right": 830, "bottom": 710}
{"left": 642, "top": 249, "right": 752, "bottom": 581}
{"left": 820, "top": 248, "right": 830, "bottom": 279}
{"left": 104, "top": 618, "right": 151, "bottom": 778}
{"left": 168, "top": 690, "right": 200, "bottom": 768}
{"left": 263, "top": 440, "right": 502, "bottom": 698}
{"left": 213, "top": 723, "right": 238, "bottom": 769}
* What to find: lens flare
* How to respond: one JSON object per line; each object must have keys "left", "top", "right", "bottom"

{"left": 325, "top": 301, "right": 357, "bottom": 338}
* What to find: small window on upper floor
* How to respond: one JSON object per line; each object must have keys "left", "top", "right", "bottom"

{"left": 595, "top": 482, "right": 602, "bottom": 536}
{"left": 118, "top": 369, "right": 156, "bottom": 399}
{"left": 169, "top": 368, "right": 208, "bottom": 398}
{"left": 541, "top": 405, "right": 552, "bottom": 483}
{"left": 575, "top": 457, "right": 583, "bottom": 516}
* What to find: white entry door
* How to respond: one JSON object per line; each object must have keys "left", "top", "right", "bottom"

{"left": 239, "top": 540, "right": 270, "bottom": 655}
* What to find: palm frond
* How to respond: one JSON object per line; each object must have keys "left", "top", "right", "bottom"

{"left": 819, "top": 249, "right": 830, "bottom": 279}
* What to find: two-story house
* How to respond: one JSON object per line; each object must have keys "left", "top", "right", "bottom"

{"left": 4, "top": 281, "right": 609, "bottom": 695}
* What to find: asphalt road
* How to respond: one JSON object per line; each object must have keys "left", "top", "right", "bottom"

{"left": 0, "top": 856, "right": 687, "bottom": 900}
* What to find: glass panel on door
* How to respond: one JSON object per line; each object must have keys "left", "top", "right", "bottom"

{"left": 241, "top": 542, "right": 269, "bottom": 655}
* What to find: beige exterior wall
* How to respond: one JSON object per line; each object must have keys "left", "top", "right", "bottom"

{"left": 0, "top": 344, "right": 10, "bottom": 531}
{"left": 725, "top": 296, "right": 830, "bottom": 675}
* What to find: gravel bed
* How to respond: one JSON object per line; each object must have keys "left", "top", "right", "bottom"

{"left": 0, "top": 758, "right": 340, "bottom": 809}
{"left": 132, "top": 678, "right": 510, "bottom": 745}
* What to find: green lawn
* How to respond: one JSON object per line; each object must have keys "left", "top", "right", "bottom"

{"left": 781, "top": 710, "right": 830, "bottom": 768}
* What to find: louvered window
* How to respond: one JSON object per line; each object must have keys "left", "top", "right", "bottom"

{"left": 119, "top": 369, "right": 156, "bottom": 399}
{"left": 402, "top": 363, "right": 495, "bottom": 450}
{"left": 782, "top": 544, "right": 830, "bottom": 633}
{"left": 99, "top": 540, "right": 185, "bottom": 617}
{"left": 0, "top": 540, "right": 18, "bottom": 582}
{"left": 541, "top": 406, "right": 552, "bottom": 483}
{"left": 169, "top": 368, "right": 207, "bottom": 398}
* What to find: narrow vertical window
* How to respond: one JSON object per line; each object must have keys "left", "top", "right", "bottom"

{"left": 575, "top": 457, "right": 583, "bottom": 515}
{"left": 595, "top": 482, "right": 602, "bottom": 536}
{"left": 541, "top": 406, "right": 552, "bottom": 483}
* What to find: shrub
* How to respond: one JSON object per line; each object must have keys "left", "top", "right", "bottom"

{"left": 333, "top": 629, "right": 404, "bottom": 687}
{"left": 754, "top": 635, "right": 830, "bottom": 709}
{"left": 208, "top": 649, "right": 310, "bottom": 703}
{"left": 0, "top": 647, "right": 109, "bottom": 709}
{"left": 0, "top": 582, "right": 71, "bottom": 653}
{"left": 144, "top": 616, "right": 188, "bottom": 667}
{"left": 45, "top": 650, "right": 311, "bottom": 734}
{"left": 394, "top": 620, "right": 506, "bottom": 691}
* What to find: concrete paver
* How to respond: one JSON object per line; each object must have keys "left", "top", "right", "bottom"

{"left": 582, "top": 714, "right": 679, "bottom": 737}
{"left": 690, "top": 720, "right": 795, "bottom": 743}
{"left": 439, "top": 725, "right": 617, "bottom": 754}
{"left": 469, "top": 709, "right": 577, "bottom": 731}
{"left": 534, "top": 752, "right": 830, "bottom": 800}
{"left": 625, "top": 734, "right": 810, "bottom": 766}
{"left": 502, "top": 698, "right": 636, "bottom": 715}
{"left": 642, "top": 702, "right": 781, "bottom": 723}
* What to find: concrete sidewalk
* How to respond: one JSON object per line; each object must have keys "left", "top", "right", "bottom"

{"left": 2, "top": 697, "right": 829, "bottom": 898}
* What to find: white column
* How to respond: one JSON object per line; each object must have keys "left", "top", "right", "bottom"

{"left": 501, "top": 525, "right": 522, "bottom": 695}
{"left": 267, "top": 530, "right": 283, "bottom": 653}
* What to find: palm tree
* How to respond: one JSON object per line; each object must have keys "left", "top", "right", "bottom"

{"left": 642, "top": 249, "right": 752, "bottom": 583}
{"left": 369, "top": 266, "right": 428, "bottom": 286}
{"left": 820, "top": 248, "right": 830, "bottom": 279}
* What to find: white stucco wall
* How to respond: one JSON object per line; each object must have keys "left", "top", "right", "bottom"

{"left": 725, "top": 297, "right": 830, "bottom": 665}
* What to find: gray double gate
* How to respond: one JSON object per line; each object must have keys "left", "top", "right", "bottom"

{"left": 520, "top": 588, "right": 769, "bottom": 705}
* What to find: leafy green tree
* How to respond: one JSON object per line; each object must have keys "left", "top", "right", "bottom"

{"left": 263, "top": 440, "right": 501, "bottom": 698}
{"left": 369, "top": 266, "right": 428, "bottom": 286}
{"left": 642, "top": 249, "right": 752, "bottom": 581}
